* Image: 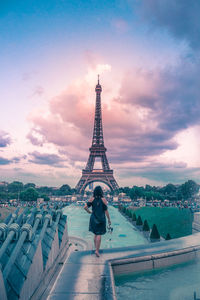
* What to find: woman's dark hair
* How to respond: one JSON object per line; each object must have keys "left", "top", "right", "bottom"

{"left": 93, "top": 186, "right": 104, "bottom": 198}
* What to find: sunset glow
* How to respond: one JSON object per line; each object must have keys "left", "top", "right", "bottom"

{"left": 1, "top": 0, "right": 200, "bottom": 187}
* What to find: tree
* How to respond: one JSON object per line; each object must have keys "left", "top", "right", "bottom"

{"left": 58, "top": 184, "right": 72, "bottom": 195}
{"left": 180, "top": 180, "right": 199, "bottom": 200}
{"left": 177, "top": 188, "right": 183, "bottom": 200}
{"left": 8, "top": 181, "right": 23, "bottom": 193}
{"left": 20, "top": 187, "right": 39, "bottom": 202}
{"left": 127, "top": 209, "right": 132, "bottom": 218}
{"left": 24, "top": 183, "right": 36, "bottom": 189}
{"left": 143, "top": 220, "right": 150, "bottom": 231}
{"left": 134, "top": 186, "right": 144, "bottom": 198}
{"left": 162, "top": 183, "right": 177, "bottom": 195}
{"left": 123, "top": 186, "right": 131, "bottom": 195}
{"left": 0, "top": 184, "right": 7, "bottom": 193}
{"left": 37, "top": 186, "right": 54, "bottom": 195}
{"left": 132, "top": 213, "right": 136, "bottom": 221}
{"left": 0, "top": 191, "right": 7, "bottom": 201}
{"left": 122, "top": 206, "right": 126, "bottom": 213}
{"left": 150, "top": 224, "right": 160, "bottom": 240}
{"left": 152, "top": 192, "right": 164, "bottom": 201}
{"left": 129, "top": 186, "right": 144, "bottom": 200}
{"left": 145, "top": 185, "right": 152, "bottom": 192}
{"left": 117, "top": 187, "right": 124, "bottom": 194}
{"left": 71, "top": 188, "right": 76, "bottom": 194}
{"left": 136, "top": 215, "right": 143, "bottom": 226}
{"left": 129, "top": 188, "right": 136, "bottom": 200}
{"left": 165, "top": 233, "right": 171, "bottom": 240}
{"left": 40, "top": 194, "right": 50, "bottom": 201}
{"left": 144, "top": 191, "right": 154, "bottom": 201}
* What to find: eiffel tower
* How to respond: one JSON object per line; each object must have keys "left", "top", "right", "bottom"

{"left": 75, "top": 76, "right": 119, "bottom": 194}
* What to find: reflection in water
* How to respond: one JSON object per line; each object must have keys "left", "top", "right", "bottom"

{"left": 115, "top": 261, "right": 200, "bottom": 300}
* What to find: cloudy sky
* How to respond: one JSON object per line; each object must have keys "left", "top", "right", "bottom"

{"left": 1, "top": 0, "right": 200, "bottom": 188}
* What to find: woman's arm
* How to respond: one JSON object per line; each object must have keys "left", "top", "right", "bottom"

{"left": 105, "top": 210, "right": 111, "bottom": 225}
{"left": 84, "top": 204, "right": 92, "bottom": 214}
{"left": 102, "top": 198, "right": 111, "bottom": 225}
{"left": 84, "top": 197, "right": 94, "bottom": 214}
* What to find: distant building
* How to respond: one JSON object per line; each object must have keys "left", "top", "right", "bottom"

{"left": 50, "top": 195, "right": 72, "bottom": 202}
{"left": 37, "top": 198, "right": 44, "bottom": 205}
{"left": 118, "top": 193, "right": 131, "bottom": 203}
{"left": 138, "top": 197, "right": 146, "bottom": 207}
{"left": 71, "top": 196, "right": 77, "bottom": 202}
{"left": 121, "top": 197, "right": 131, "bottom": 203}
{"left": 113, "top": 196, "right": 118, "bottom": 202}
{"left": 88, "top": 183, "right": 93, "bottom": 190}
{"left": 0, "top": 181, "right": 8, "bottom": 186}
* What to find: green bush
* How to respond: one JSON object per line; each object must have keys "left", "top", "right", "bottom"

{"left": 136, "top": 215, "right": 143, "bottom": 226}
{"left": 165, "top": 233, "right": 171, "bottom": 240}
{"left": 150, "top": 224, "right": 160, "bottom": 239}
{"left": 132, "top": 213, "right": 136, "bottom": 221}
{"left": 119, "top": 205, "right": 123, "bottom": 211}
{"left": 143, "top": 219, "right": 150, "bottom": 231}
{"left": 134, "top": 207, "right": 193, "bottom": 238}
{"left": 127, "top": 210, "right": 132, "bottom": 217}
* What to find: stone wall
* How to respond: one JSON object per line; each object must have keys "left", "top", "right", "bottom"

{"left": 0, "top": 208, "right": 69, "bottom": 300}
{"left": 193, "top": 212, "right": 200, "bottom": 232}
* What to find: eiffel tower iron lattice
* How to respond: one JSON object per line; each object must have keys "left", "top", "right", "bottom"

{"left": 75, "top": 76, "right": 119, "bottom": 194}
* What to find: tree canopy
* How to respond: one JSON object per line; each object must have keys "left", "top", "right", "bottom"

{"left": 8, "top": 181, "right": 23, "bottom": 193}
{"left": 20, "top": 187, "right": 39, "bottom": 202}
{"left": 118, "top": 180, "right": 199, "bottom": 201}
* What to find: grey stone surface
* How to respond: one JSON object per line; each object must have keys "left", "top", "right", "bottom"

{"left": 48, "top": 293, "right": 105, "bottom": 300}
{"left": 48, "top": 232, "right": 200, "bottom": 300}
{"left": 0, "top": 209, "right": 69, "bottom": 300}
{"left": 0, "top": 269, "right": 7, "bottom": 300}
{"left": 193, "top": 212, "right": 200, "bottom": 231}
{"left": 20, "top": 241, "right": 43, "bottom": 300}
{"left": 47, "top": 249, "right": 115, "bottom": 300}
{"left": 2, "top": 207, "right": 200, "bottom": 300}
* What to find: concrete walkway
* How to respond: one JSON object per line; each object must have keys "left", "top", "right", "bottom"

{"left": 47, "top": 232, "right": 200, "bottom": 300}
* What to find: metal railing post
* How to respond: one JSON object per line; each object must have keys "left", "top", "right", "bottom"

{"left": 0, "top": 212, "right": 24, "bottom": 261}
{"left": 3, "top": 213, "right": 34, "bottom": 279}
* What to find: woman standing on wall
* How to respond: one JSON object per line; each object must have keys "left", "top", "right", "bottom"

{"left": 84, "top": 185, "right": 111, "bottom": 257}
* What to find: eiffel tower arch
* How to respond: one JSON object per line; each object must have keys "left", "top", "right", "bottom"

{"left": 76, "top": 76, "right": 119, "bottom": 194}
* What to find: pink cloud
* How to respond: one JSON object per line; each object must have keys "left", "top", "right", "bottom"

{"left": 28, "top": 112, "right": 88, "bottom": 148}
{"left": 27, "top": 60, "right": 200, "bottom": 168}
{"left": 50, "top": 87, "right": 93, "bottom": 136}
{"left": 26, "top": 69, "right": 169, "bottom": 164}
{"left": 0, "top": 131, "right": 11, "bottom": 147}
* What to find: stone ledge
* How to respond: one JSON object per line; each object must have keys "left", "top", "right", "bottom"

{"left": 48, "top": 232, "right": 200, "bottom": 300}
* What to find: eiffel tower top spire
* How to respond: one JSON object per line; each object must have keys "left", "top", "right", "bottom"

{"left": 92, "top": 75, "right": 103, "bottom": 146}
{"left": 95, "top": 74, "right": 102, "bottom": 92}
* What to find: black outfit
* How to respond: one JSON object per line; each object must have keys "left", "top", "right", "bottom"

{"left": 87, "top": 196, "right": 107, "bottom": 235}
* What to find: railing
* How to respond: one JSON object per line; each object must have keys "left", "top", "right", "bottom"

{"left": 194, "top": 291, "right": 200, "bottom": 300}
{"left": 0, "top": 204, "right": 69, "bottom": 300}
{"left": 0, "top": 210, "right": 25, "bottom": 261}
{"left": 3, "top": 211, "right": 35, "bottom": 279}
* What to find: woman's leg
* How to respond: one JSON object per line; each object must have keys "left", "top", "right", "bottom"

{"left": 95, "top": 235, "right": 101, "bottom": 256}
{"left": 94, "top": 235, "right": 97, "bottom": 250}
